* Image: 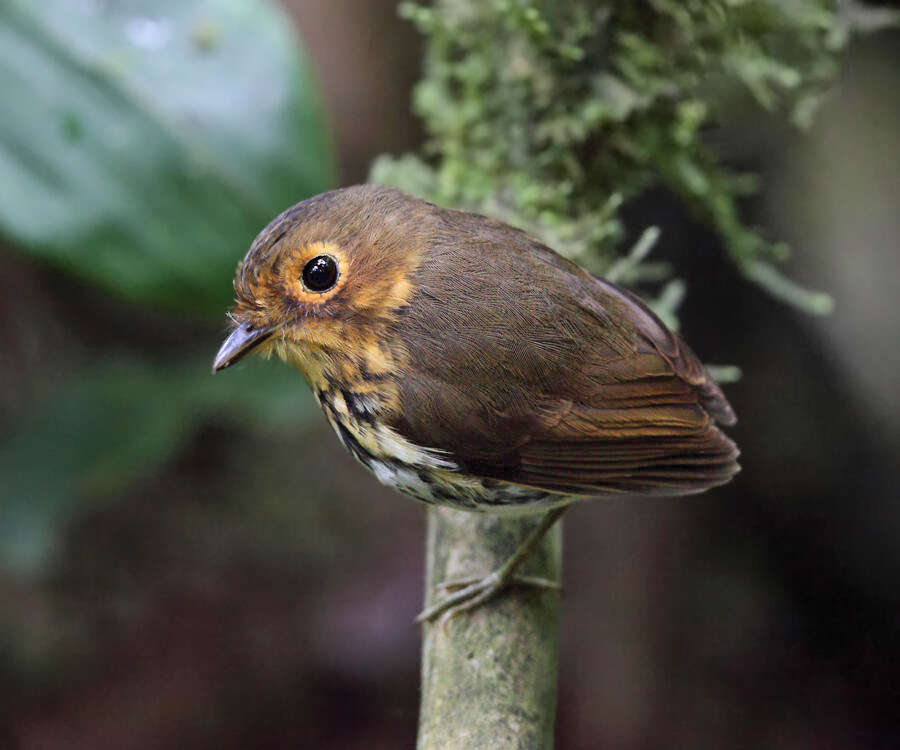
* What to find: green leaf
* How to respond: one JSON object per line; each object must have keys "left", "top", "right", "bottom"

{"left": 0, "top": 357, "right": 313, "bottom": 573}
{"left": 0, "top": 0, "right": 334, "bottom": 313}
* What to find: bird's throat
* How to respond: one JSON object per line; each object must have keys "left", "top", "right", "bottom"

{"left": 272, "top": 338, "right": 329, "bottom": 389}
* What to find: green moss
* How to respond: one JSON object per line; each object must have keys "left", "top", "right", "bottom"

{"left": 372, "top": 0, "right": 895, "bottom": 314}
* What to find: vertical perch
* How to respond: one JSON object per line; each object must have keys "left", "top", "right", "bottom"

{"left": 417, "top": 507, "right": 562, "bottom": 750}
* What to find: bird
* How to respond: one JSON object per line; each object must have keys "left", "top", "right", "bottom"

{"left": 213, "top": 184, "right": 739, "bottom": 622}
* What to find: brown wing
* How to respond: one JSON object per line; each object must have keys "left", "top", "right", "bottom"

{"left": 391, "top": 210, "right": 739, "bottom": 498}
{"left": 516, "top": 289, "right": 739, "bottom": 496}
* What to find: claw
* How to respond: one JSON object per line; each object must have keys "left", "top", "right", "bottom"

{"left": 415, "top": 572, "right": 561, "bottom": 625}
{"left": 434, "top": 577, "right": 479, "bottom": 594}
{"left": 435, "top": 574, "right": 560, "bottom": 596}
{"left": 415, "top": 572, "right": 502, "bottom": 625}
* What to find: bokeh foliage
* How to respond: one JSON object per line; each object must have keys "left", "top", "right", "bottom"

{"left": 373, "top": 0, "right": 894, "bottom": 317}
{"left": 0, "top": 0, "right": 332, "bottom": 313}
{"left": 0, "top": 0, "right": 333, "bottom": 570}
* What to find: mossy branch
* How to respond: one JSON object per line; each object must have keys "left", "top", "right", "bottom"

{"left": 373, "top": 0, "right": 897, "bottom": 316}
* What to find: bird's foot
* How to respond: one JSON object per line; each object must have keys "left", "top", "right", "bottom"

{"left": 415, "top": 572, "right": 561, "bottom": 626}
{"left": 435, "top": 574, "right": 561, "bottom": 594}
{"left": 416, "top": 506, "right": 570, "bottom": 626}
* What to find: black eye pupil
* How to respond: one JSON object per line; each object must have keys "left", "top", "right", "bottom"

{"left": 301, "top": 255, "right": 338, "bottom": 292}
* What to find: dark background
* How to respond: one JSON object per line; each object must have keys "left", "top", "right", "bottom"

{"left": 2, "top": 2, "right": 899, "bottom": 748}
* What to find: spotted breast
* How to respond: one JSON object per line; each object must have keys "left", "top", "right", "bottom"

{"left": 314, "top": 384, "right": 564, "bottom": 512}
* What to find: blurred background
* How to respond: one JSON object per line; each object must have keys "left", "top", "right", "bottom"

{"left": 1, "top": 1, "right": 898, "bottom": 748}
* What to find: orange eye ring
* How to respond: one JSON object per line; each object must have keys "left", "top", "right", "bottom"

{"left": 285, "top": 241, "right": 348, "bottom": 304}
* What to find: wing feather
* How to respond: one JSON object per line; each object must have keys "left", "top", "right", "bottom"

{"left": 393, "top": 215, "right": 740, "bottom": 499}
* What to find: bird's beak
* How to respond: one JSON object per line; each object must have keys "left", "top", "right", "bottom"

{"left": 213, "top": 323, "right": 275, "bottom": 373}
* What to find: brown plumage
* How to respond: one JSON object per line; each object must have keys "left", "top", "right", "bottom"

{"left": 215, "top": 184, "right": 738, "bottom": 509}
{"left": 393, "top": 206, "right": 737, "bottom": 498}
{"left": 214, "top": 184, "right": 739, "bottom": 620}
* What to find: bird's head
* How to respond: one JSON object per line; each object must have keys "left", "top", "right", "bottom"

{"left": 213, "top": 185, "right": 434, "bottom": 383}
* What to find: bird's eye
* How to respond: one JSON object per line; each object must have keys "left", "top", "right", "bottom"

{"left": 301, "top": 255, "right": 338, "bottom": 292}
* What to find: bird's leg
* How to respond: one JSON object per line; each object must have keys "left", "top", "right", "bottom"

{"left": 415, "top": 505, "right": 569, "bottom": 625}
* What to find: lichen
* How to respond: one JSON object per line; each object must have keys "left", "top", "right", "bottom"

{"left": 373, "top": 0, "right": 894, "bottom": 318}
